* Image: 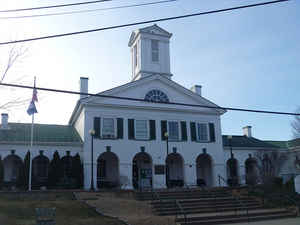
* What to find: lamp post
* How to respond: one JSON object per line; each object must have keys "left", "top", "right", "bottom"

{"left": 89, "top": 129, "right": 95, "bottom": 191}
{"left": 164, "top": 132, "right": 169, "bottom": 188}
{"left": 228, "top": 135, "right": 233, "bottom": 158}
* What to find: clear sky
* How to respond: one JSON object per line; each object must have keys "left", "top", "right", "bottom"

{"left": 0, "top": 0, "right": 299, "bottom": 141}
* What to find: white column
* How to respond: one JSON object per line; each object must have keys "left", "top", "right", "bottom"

{"left": 83, "top": 162, "right": 97, "bottom": 190}
{"left": 119, "top": 162, "right": 133, "bottom": 190}
{"left": 184, "top": 163, "right": 197, "bottom": 186}
{"left": 239, "top": 165, "right": 246, "bottom": 185}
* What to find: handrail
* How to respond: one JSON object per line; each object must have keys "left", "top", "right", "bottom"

{"left": 175, "top": 200, "right": 187, "bottom": 224}
{"left": 233, "top": 193, "right": 250, "bottom": 222}
{"left": 151, "top": 188, "right": 161, "bottom": 203}
{"left": 218, "top": 174, "right": 227, "bottom": 187}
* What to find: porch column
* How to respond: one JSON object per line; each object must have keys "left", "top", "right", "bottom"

{"left": 119, "top": 162, "right": 133, "bottom": 190}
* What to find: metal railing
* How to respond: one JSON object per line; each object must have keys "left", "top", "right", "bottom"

{"left": 175, "top": 200, "right": 187, "bottom": 225}
{"left": 218, "top": 174, "right": 228, "bottom": 187}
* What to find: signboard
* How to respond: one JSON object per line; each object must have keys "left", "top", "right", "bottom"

{"left": 155, "top": 165, "right": 165, "bottom": 175}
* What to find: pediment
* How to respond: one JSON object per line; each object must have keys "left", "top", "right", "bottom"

{"left": 128, "top": 24, "right": 172, "bottom": 46}
{"left": 85, "top": 75, "right": 225, "bottom": 115}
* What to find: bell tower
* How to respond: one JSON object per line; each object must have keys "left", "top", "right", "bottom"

{"left": 128, "top": 24, "right": 173, "bottom": 81}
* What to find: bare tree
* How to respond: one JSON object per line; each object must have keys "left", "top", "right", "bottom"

{"left": 0, "top": 44, "right": 31, "bottom": 111}
{"left": 254, "top": 150, "right": 288, "bottom": 184}
{"left": 291, "top": 107, "right": 300, "bottom": 139}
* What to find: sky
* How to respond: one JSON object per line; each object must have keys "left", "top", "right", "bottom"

{"left": 0, "top": 0, "right": 299, "bottom": 141}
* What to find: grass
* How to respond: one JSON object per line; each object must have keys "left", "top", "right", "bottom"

{"left": 0, "top": 192, "right": 123, "bottom": 225}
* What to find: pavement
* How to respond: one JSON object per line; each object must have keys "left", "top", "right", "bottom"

{"left": 231, "top": 217, "right": 300, "bottom": 225}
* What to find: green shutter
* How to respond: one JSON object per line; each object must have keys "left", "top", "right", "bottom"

{"left": 128, "top": 119, "right": 135, "bottom": 140}
{"left": 181, "top": 121, "right": 187, "bottom": 141}
{"left": 209, "top": 123, "right": 216, "bottom": 142}
{"left": 150, "top": 120, "right": 156, "bottom": 140}
{"left": 161, "top": 120, "right": 167, "bottom": 140}
{"left": 117, "top": 118, "right": 124, "bottom": 139}
{"left": 190, "top": 122, "right": 196, "bottom": 141}
{"left": 94, "top": 117, "right": 100, "bottom": 138}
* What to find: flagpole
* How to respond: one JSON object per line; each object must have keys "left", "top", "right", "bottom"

{"left": 28, "top": 76, "right": 36, "bottom": 191}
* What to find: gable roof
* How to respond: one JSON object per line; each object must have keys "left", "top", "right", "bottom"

{"left": 222, "top": 135, "right": 280, "bottom": 149}
{"left": 128, "top": 24, "right": 172, "bottom": 46}
{"left": 0, "top": 123, "right": 83, "bottom": 146}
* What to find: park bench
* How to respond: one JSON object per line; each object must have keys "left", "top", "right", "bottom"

{"left": 35, "top": 207, "right": 56, "bottom": 225}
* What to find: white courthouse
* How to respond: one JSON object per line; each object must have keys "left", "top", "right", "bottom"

{"left": 0, "top": 25, "right": 296, "bottom": 190}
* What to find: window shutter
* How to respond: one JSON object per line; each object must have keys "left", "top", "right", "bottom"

{"left": 149, "top": 120, "right": 156, "bottom": 140}
{"left": 117, "top": 118, "right": 124, "bottom": 139}
{"left": 94, "top": 117, "right": 101, "bottom": 138}
{"left": 181, "top": 121, "right": 187, "bottom": 141}
{"left": 190, "top": 122, "right": 196, "bottom": 141}
{"left": 128, "top": 119, "right": 135, "bottom": 140}
{"left": 161, "top": 120, "right": 167, "bottom": 140}
{"left": 209, "top": 123, "right": 216, "bottom": 142}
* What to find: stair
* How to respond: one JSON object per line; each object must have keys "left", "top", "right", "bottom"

{"left": 137, "top": 187, "right": 298, "bottom": 225}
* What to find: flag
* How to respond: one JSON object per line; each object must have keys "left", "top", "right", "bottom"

{"left": 27, "top": 88, "right": 38, "bottom": 115}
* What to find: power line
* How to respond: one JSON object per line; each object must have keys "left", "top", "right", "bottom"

{"left": 0, "top": 0, "right": 112, "bottom": 13}
{"left": 0, "top": 82, "right": 299, "bottom": 116}
{"left": 0, "top": 0, "right": 291, "bottom": 46}
{"left": 0, "top": 0, "right": 177, "bottom": 20}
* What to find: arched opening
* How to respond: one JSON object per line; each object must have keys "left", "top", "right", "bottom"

{"left": 132, "top": 152, "right": 152, "bottom": 190}
{"left": 32, "top": 155, "right": 49, "bottom": 188}
{"left": 97, "top": 151, "right": 120, "bottom": 188}
{"left": 3, "top": 154, "right": 23, "bottom": 187}
{"left": 226, "top": 158, "right": 239, "bottom": 186}
{"left": 196, "top": 153, "right": 213, "bottom": 187}
{"left": 245, "top": 157, "right": 259, "bottom": 185}
{"left": 166, "top": 153, "right": 184, "bottom": 188}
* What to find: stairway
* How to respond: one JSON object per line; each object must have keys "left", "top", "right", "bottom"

{"left": 136, "top": 188, "right": 298, "bottom": 225}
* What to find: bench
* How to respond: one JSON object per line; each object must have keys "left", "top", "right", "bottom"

{"left": 35, "top": 207, "right": 56, "bottom": 225}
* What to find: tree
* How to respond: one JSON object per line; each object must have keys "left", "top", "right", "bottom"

{"left": 48, "top": 151, "right": 62, "bottom": 188}
{"left": 291, "top": 107, "right": 300, "bottom": 138}
{"left": 0, "top": 44, "right": 30, "bottom": 111}
{"left": 71, "top": 153, "right": 83, "bottom": 188}
{"left": 254, "top": 150, "right": 288, "bottom": 184}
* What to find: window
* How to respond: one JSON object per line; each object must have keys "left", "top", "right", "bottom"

{"left": 135, "top": 120, "right": 148, "bottom": 140}
{"left": 168, "top": 121, "right": 179, "bottom": 141}
{"left": 197, "top": 123, "right": 209, "bottom": 142}
{"left": 145, "top": 89, "right": 169, "bottom": 103}
{"left": 102, "top": 118, "right": 115, "bottom": 138}
{"left": 151, "top": 40, "right": 159, "bottom": 62}
{"left": 134, "top": 45, "right": 137, "bottom": 68}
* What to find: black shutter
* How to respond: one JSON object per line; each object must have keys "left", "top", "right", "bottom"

{"left": 117, "top": 118, "right": 124, "bottom": 139}
{"left": 181, "top": 121, "right": 187, "bottom": 141}
{"left": 190, "top": 122, "right": 196, "bottom": 141}
{"left": 149, "top": 120, "right": 156, "bottom": 140}
{"left": 209, "top": 123, "right": 216, "bottom": 142}
{"left": 94, "top": 117, "right": 100, "bottom": 138}
{"left": 128, "top": 119, "right": 135, "bottom": 140}
{"left": 161, "top": 120, "right": 167, "bottom": 140}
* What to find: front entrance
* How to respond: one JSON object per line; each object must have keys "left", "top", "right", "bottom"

{"left": 166, "top": 153, "right": 184, "bottom": 188}
{"left": 196, "top": 153, "right": 213, "bottom": 187}
{"left": 132, "top": 152, "right": 152, "bottom": 190}
{"left": 3, "top": 154, "right": 23, "bottom": 187}
{"left": 97, "top": 151, "right": 120, "bottom": 188}
{"left": 226, "top": 158, "right": 239, "bottom": 186}
{"left": 245, "top": 157, "right": 259, "bottom": 185}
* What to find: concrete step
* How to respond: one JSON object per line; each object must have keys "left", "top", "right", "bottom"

{"left": 178, "top": 211, "right": 296, "bottom": 225}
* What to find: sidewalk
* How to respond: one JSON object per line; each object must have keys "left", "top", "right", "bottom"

{"left": 233, "top": 217, "right": 299, "bottom": 225}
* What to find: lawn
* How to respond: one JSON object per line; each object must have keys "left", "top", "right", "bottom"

{"left": 0, "top": 191, "right": 123, "bottom": 225}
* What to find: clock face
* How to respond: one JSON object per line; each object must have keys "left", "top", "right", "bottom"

{"left": 144, "top": 89, "right": 169, "bottom": 103}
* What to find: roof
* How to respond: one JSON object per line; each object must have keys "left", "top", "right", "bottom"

{"left": 266, "top": 138, "right": 300, "bottom": 149}
{"left": 222, "top": 135, "right": 280, "bottom": 149}
{"left": 0, "top": 123, "right": 83, "bottom": 146}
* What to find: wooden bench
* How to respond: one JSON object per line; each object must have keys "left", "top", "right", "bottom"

{"left": 35, "top": 207, "right": 56, "bottom": 225}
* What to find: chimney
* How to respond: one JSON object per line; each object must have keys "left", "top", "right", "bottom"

{"left": 243, "top": 126, "right": 252, "bottom": 138}
{"left": 1, "top": 113, "right": 8, "bottom": 129}
{"left": 79, "top": 77, "right": 88, "bottom": 99}
{"left": 190, "top": 85, "right": 202, "bottom": 96}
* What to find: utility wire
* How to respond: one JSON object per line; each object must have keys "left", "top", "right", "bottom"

{"left": 0, "top": 0, "right": 290, "bottom": 46}
{"left": 0, "top": 0, "right": 112, "bottom": 13}
{"left": 0, "top": 0, "right": 177, "bottom": 20}
{"left": 0, "top": 82, "right": 299, "bottom": 116}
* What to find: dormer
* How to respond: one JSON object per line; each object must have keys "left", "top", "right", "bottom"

{"left": 128, "top": 24, "right": 173, "bottom": 81}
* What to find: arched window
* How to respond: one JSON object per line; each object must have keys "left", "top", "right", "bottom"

{"left": 144, "top": 89, "right": 169, "bottom": 103}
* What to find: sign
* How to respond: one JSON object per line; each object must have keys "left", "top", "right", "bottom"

{"left": 155, "top": 165, "right": 165, "bottom": 175}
